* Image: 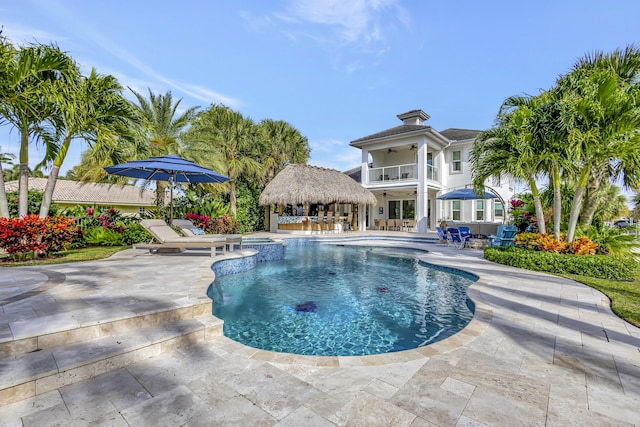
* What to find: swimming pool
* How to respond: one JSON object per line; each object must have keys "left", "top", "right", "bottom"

{"left": 208, "top": 244, "right": 476, "bottom": 356}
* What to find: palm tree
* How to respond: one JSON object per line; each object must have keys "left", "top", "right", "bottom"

{"left": 0, "top": 37, "right": 77, "bottom": 217}
{"left": 258, "top": 119, "right": 310, "bottom": 182}
{"left": 555, "top": 46, "right": 640, "bottom": 241}
{"left": 128, "top": 88, "right": 199, "bottom": 212}
{"left": 471, "top": 95, "right": 549, "bottom": 234}
{"left": 184, "top": 104, "right": 264, "bottom": 215}
{"left": 591, "top": 183, "right": 629, "bottom": 225}
{"left": 525, "top": 92, "right": 575, "bottom": 241}
{"left": 38, "top": 69, "right": 136, "bottom": 217}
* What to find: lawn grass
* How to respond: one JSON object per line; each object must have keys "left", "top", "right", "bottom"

{"left": 565, "top": 273, "right": 640, "bottom": 328}
{"left": 0, "top": 246, "right": 129, "bottom": 267}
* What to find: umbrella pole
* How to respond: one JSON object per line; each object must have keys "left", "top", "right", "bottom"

{"left": 169, "top": 175, "right": 174, "bottom": 224}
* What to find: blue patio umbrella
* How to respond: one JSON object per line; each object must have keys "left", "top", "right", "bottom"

{"left": 104, "top": 154, "right": 230, "bottom": 222}
{"left": 436, "top": 188, "right": 499, "bottom": 200}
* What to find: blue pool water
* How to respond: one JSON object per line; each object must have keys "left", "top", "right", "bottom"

{"left": 208, "top": 244, "right": 476, "bottom": 356}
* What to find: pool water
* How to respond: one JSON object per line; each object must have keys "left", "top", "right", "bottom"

{"left": 208, "top": 244, "right": 475, "bottom": 356}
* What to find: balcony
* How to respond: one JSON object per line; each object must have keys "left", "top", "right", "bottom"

{"left": 367, "top": 163, "right": 439, "bottom": 183}
{"left": 369, "top": 163, "right": 416, "bottom": 183}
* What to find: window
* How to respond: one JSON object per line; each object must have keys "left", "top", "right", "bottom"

{"left": 452, "top": 200, "right": 461, "bottom": 221}
{"left": 494, "top": 201, "right": 504, "bottom": 219}
{"left": 452, "top": 150, "right": 462, "bottom": 172}
{"left": 476, "top": 200, "right": 485, "bottom": 221}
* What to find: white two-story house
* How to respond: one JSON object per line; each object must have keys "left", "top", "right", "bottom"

{"left": 349, "top": 109, "right": 514, "bottom": 234}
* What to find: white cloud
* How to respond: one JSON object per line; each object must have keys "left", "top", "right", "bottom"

{"left": 277, "top": 0, "right": 408, "bottom": 47}
{"left": 1, "top": 21, "right": 69, "bottom": 47}
{"left": 22, "top": 1, "right": 242, "bottom": 109}
{"left": 242, "top": 0, "right": 410, "bottom": 72}
{"left": 308, "top": 137, "right": 361, "bottom": 171}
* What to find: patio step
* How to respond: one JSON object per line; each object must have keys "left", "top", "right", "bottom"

{"left": 0, "top": 310, "right": 223, "bottom": 406}
{"left": 0, "top": 301, "right": 213, "bottom": 358}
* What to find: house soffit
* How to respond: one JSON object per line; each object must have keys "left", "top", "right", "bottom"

{"left": 352, "top": 128, "right": 449, "bottom": 151}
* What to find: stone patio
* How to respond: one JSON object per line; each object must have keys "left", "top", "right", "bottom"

{"left": 0, "top": 233, "right": 638, "bottom": 426}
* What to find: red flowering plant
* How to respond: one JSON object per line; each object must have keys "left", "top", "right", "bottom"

{"left": 514, "top": 232, "right": 598, "bottom": 256}
{"left": 42, "top": 216, "right": 78, "bottom": 253}
{"left": 0, "top": 215, "right": 76, "bottom": 260}
{"left": 510, "top": 199, "right": 525, "bottom": 209}
{"left": 185, "top": 213, "right": 239, "bottom": 234}
{"left": 97, "top": 208, "right": 125, "bottom": 233}
{"left": 0, "top": 215, "right": 48, "bottom": 259}
{"left": 185, "top": 213, "right": 212, "bottom": 230}
{"left": 210, "top": 214, "right": 239, "bottom": 234}
{"left": 566, "top": 236, "right": 598, "bottom": 256}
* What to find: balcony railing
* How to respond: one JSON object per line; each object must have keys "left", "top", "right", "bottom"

{"left": 368, "top": 163, "right": 439, "bottom": 183}
{"left": 427, "top": 164, "right": 438, "bottom": 181}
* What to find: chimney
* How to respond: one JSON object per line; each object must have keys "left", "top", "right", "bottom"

{"left": 396, "top": 109, "right": 430, "bottom": 125}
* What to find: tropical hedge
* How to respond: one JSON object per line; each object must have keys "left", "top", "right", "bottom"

{"left": 484, "top": 246, "right": 637, "bottom": 281}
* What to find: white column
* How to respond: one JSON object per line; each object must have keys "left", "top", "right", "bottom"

{"left": 361, "top": 148, "right": 369, "bottom": 185}
{"left": 416, "top": 138, "right": 428, "bottom": 233}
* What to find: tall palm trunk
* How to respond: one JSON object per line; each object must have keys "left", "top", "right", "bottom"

{"left": 529, "top": 177, "right": 546, "bottom": 234}
{"left": 40, "top": 165, "right": 61, "bottom": 218}
{"left": 0, "top": 163, "right": 9, "bottom": 218}
{"left": 229, "top": 180, "right": 237, "bottom": 215}
{"left": 155, "top": 182, "right": 166, "bottom": 215}
{"left": 18, "top": 131, "right": 29, "bottom": 217}
{"left": 40, "top": 135, "right": 73, "bottom": 218}
{"left": 567, "top": 166, "right": 591, "bottom": 242}
{"left": 551, "top": 166, "right": 562, "bottom": 240}
{"left": 580, "top": 164, "right": 605, "bottom": 227}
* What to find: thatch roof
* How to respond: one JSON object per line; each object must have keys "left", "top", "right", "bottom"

{"left": 259, "top": 164, "right": 378, "bottom": 206}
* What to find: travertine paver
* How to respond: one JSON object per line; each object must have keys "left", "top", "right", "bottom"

{"left": 0, "top": 233, "right": 639, "bottom": 426}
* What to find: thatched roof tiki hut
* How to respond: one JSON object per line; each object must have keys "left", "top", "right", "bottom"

{"left": 259, "top": 164, "right": 377, "bottom": 233}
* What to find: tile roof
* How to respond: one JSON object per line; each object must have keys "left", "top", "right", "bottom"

{"left": 4, "top": 178, "right": 160, "bottom": 206}
{"left": 343, "top": 166, "right": 362, "bottom": 183}
{"left": 438, "top": 128, "right": 482, "bottom": 142}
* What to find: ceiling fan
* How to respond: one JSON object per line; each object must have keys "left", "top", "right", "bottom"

{"left": 387, "top": 148, "right": 397, "bottom": 153}
{"left": 410, "top": 144, "right": 417, "bottom": 151}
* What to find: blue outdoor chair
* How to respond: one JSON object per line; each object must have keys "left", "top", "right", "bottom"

{"left": 458, "top": 226, "right": 473, "bottom": 242}
{"left": 488, "top": 225, "right": 518, "bottom": 247}
{"left": 447, "top": 227, "right": 470, "bottom": 249}
{"left": 435, "top": 226, "right": 448, "bottom": 245}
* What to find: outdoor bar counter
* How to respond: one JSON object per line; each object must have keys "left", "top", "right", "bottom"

{"left": 277, "top": 215, "right": 347, "bottom": 233}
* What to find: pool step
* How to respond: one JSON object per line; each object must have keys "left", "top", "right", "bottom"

{"left": 0, "top": 309, "right": 223, "bottom": 406}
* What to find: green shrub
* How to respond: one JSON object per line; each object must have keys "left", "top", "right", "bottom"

{"left": 6, "top": 190, "right": 60, "bottom": 218}
{"left": 484, "top": 246, "right": 637, "bottom": 281}
{"left": 122, "top": 222, "right": 153, "bottom": 245}
{"left": 82, "top": 226, "right": 125, "bottom": 246}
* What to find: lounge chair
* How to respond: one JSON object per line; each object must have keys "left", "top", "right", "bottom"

{"left": 172, "top": 219, "right": 243, "bottom": 252}
{"left": 447, "top": 227, "right": 470, "bottom": 249}
{"left": 458, "top": 226, "right": 473, "bottom": 241}
{"left": 488, "top": 225, "right": 518, "bottom": 247}
{"left": 137, "top": 219, "right": 226, "bottom": 257}
{"left": 435, "top": 226, "right": 448, "bottom": 245}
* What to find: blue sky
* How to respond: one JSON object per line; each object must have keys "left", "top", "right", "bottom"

{"left": 2, "top": 0, "right": 640, "bottom": 182}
